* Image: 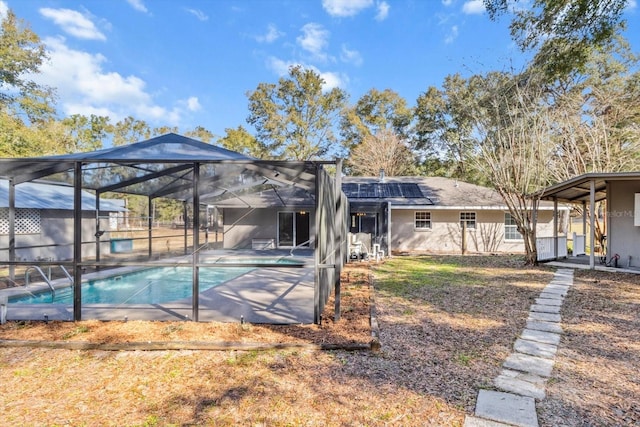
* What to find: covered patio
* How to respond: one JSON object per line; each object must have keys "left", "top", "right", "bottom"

{"left": 0, "top": 134, "right": 348, "bottom": 324}
{"left": 537, "top": 172, "right": 640, "bottom": 270}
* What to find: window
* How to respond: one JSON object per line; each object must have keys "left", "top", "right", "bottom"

{"left": 459, "top": 212, "right": 476, "bottom": 229}
{"left": 415, "top": 211, "right": 431, "bottom": 229}
{"left": 504, "top": 213, "right": 523, "bottom": 240}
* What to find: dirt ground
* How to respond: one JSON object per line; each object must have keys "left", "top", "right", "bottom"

{"left": 0, "top": 256, "right": 638, "bottom": 426}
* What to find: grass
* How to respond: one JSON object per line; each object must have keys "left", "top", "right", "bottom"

{"left": 1, "top": 255, "right": 637, "bottom": 426}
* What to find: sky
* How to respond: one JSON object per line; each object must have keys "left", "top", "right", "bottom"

{"left": 2, "top": 0, "right": 639, "bottom": 141}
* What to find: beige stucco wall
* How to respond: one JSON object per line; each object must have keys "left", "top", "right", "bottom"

{"left": 390, "top": 208, "right": 556, "bottom": 254}
{"left": 607, "top": 180, "right": 640, "bottom": 268}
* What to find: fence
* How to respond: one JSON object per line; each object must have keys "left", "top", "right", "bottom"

{"left": 536, "top": 236, "right": 568, "bottom": 261}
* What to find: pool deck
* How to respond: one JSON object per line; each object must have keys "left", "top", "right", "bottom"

{"left": 2, "top": 250, "right": 317, "bottom": 324}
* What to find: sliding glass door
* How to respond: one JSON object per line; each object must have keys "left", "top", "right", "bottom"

{"left": 278, "top": 211, "right": 310, "bottom": 248}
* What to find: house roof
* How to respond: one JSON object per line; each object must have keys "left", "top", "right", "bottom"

{"left": 342, "top": 176, "right": 508, "bottom": 209}
{"left": 535, "top": 172, "right": 640, "bottom": 203}
{"left": 0, "top": 180, "right": 126, "bottom": 211}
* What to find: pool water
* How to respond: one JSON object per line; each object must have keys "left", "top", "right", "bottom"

{"left": 10, "top": 266, "right": 252, "bottom": 305}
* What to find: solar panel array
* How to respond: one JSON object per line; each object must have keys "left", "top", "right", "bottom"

{"left": 342, "top": 183, "right": 424, "bottom": 198}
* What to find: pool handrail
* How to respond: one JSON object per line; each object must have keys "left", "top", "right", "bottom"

{"left": 25, "top": 265, "right": 56, "bottom": 299}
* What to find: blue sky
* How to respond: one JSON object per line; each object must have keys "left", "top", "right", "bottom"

{"left": 2, "top": 0, "right": 639, "bottom": 140}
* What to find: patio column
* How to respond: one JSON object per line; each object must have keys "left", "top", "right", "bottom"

{"left": 589, "top": 180, "right": 596, "bottom": 269}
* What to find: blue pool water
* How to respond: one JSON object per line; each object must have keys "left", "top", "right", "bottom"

{"left": 10, "top": 266, "right": 252, "bottom": 305}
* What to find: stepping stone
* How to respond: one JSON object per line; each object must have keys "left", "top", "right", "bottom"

{"left": 494, "top": 368, "right": 546, "bottom": 400}
{"left": 529, "top": 311, "right": 561, "bottom": 323}
{"left": 530, "top": 304, "right": 561, "bottom": 314}
{"left": 464, "top": 415, "right": 514, "bottom": 426}
{"left": 538, "top": 292, "right": 564, "bottom": 301}
{"left": 521, "top": 328, "right": 561, "bottom": 345}
{"left": 504, "top": 352, "right": 555, "bottom": 377}
{"left": 475, "top": 390, "right": 539, "bottom": 427}
{"left": 535, "top": 297, "right": 562, "bottom": 306}
{"left": 542, "top": 287, "right": 568, "bottom": 296}
{"left": 514, "top": 338, "right": 557, "bottom": 359}
{"left": 526, "top": 320, "right": 563, "bottom": 334}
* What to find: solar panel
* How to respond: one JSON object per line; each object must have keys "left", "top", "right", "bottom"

{"left": 341, "top": 182, "right": 424, "bottom": 198}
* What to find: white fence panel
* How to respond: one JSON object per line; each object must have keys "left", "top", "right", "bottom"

{"left": 536, "top": 236, "right": 568, "bottom": 261}
{"left": 572, "top": 232, "right": 586, "bottom": 256}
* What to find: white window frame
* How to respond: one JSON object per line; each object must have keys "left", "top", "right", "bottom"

{"left": 414, "top": 211, "right": 431, "bottom": 230}
{"left": 459, "top": 212, "right": 476, "bottom": 229}
{"left": 504, "top": 212, "right": 523, "bottom": 241}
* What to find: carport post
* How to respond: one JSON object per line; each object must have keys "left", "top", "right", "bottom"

{"left": 553, "top": 197, "right": 558, "bottom": 259}
{"left": 589, "top": 180, "right": 596, "bottom": 269}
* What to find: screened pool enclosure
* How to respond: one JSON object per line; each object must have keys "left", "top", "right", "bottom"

{"left": 0, "top": 134, "right": 348, "bottom": 324}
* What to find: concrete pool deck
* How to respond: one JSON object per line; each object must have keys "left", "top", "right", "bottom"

{"left": 2, "top": 250, "right": 317, "bottom": 324}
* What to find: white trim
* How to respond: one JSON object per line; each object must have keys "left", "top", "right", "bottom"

{"left": 389, "top": 205, "right": 565, "bottom": 211}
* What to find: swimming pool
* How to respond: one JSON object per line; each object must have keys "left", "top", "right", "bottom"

{"left": 10, "top": 266, "right": 252, "bottom": 305}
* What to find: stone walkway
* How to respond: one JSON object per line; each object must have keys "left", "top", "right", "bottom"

{"left": 465, "top": 268, "right": 574, "bottom": 427}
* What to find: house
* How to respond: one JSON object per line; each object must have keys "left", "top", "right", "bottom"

{"left": 0, "top": 180, "right": 126, "bottom": 262}
{"left": 536, "top": 172, "right": 640, "bottom": 269}
{"left": 342, "top": 175, "right": 565, "bottom": 257}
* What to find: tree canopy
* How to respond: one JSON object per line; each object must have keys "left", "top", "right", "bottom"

{"left": 246, "top": 65, "right": 347, "bottom": 160}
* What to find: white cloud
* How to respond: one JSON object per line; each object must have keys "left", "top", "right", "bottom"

{"left": 266, "top": 57, "right": 300, "bottom": 76}
{"left": 626, "top": 0, "right": 637, "bottom": 10}
{"left": 375, "top": 1, "right": 390, "bottom": 21}
{"left": 186, "top": 8, "right": 208, "bottom": 21}
{"left": 265, "top": 57, "right": 347, "bottom": 91}
{"left": 39, "top": 8, "right": 106, "bottom": 41}
{"left": 462, "top": 0, "right": 486, "bottom": 15}
{"left": 340, "top": 44, "right": 363, "bottom": 66}
{"left": 297, "top": 23, "right": 330, "bottom": 61}
{"left": 256, "top": 24, "right": 284, "bottom": 43}
{"left": 126, "top": 0, "right": 148, "bottom": 13}
{"left": 442, "top": 0, "right": 453, "bottom": 5}
{"left": 32, "top": 37, "right": 188, "bottom": 126}
{"left": 445, "top": 25, "right": 459, "bottom": 44}
{"left": 318, "top": 70, "right": 347, "bottom": 90}
{"left": 322, "top": 0, "right": 373, "bottom": 17}
{"left": 185, "top": 96, "right": 201, "bottom": 112}
{"left": 0, "top": 1, "right": 8, "bottom": 19}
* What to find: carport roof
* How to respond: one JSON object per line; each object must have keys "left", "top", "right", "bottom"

{"left": 536, "top": 172, "right": 640, "bottom": 203}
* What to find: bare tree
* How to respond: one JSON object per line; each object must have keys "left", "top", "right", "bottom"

{"left": 348, "top": 128, "right": 415, "bottom": 176}
{"left": 473, "top": 75, "right": 556, "bottom": 265}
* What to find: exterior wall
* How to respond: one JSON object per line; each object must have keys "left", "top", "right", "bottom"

{"left": 608, "top": 180, "right": 640, "bottom": 268}
{"left": 0, "top": 209, "right": 112, "bottom": 262}
{"left": 223, "top": 208, "right": 316, "bottom": 250}
{"left": 390, "top": 208, "right": 556, "bottom": 254}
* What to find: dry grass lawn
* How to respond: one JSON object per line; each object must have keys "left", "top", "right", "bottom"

{"left": 1, "top": 255, "right": 639, "bottom": 426}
